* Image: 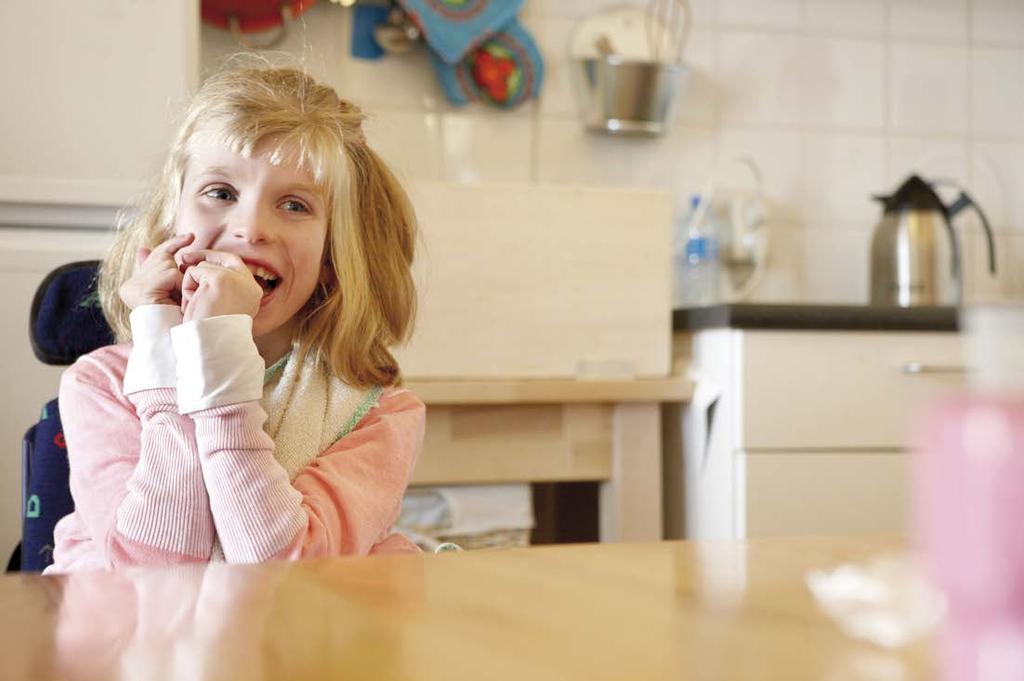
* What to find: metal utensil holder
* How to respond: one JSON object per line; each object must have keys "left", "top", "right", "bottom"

{"left": 571, "top": 56, "right": 687, "bottom": 136}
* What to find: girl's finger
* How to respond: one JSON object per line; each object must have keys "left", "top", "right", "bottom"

{"left": 166, "top": 268, "right": 185, "bottom": 296}
{"left": 184, "top": 261, "right": 222, "bottom": 281}
{"left": 136, "top": 247, "right": 151, "bottom": 268}
{"left": 181, "top": 266, "right": 201, "bottom": 296}
{"left": 185, "top": 261, "right": 243, "bottom": 291}
{"left": 177, "top": 250, "right": 203, "bottom": 267}
{"left": 176, "top": 248, "right": 209, "bottom": 271}
{"left": 151, "top": 232, "right": 195, "bottom": 256}
{"left": 180, "top": 249, "right": 247, "bottom": 273}
{"left": 152, "top": 268, "right": 183, "bottom": 292}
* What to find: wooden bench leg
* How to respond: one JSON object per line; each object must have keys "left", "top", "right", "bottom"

{"left": 599, "top": 402, "right": 663, "bottom": 543}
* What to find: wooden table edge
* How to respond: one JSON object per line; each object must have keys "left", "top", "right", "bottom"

{"left": 404, "top": 376, "right": 694, "bottom": 405}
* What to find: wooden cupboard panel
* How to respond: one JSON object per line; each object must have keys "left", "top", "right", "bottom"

{"left": 397, "top": 183, "right": 672, "bottom": 380}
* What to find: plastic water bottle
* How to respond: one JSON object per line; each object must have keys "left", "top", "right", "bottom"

{"left": 673, "top": 195, "right": 720, "bottom": 308}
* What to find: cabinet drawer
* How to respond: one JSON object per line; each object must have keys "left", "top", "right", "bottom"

{"left": 745, "top": 451, "right": 908, "bottom": 538}
{"left": 742, "top": 331, "right": 964, "bottom": 450}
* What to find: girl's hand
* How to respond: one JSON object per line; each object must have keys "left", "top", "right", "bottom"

{"left": 179, "top": 250, "right": 263, "bottom": 323}
{"left": 119, "top": 233, "right": 195, "bottom": 309}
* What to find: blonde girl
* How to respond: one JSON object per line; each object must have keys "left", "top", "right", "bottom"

{"left": 46, "top": 66, "right": 424, "bottom": 572}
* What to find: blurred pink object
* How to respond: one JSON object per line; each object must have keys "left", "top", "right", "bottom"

{"left": 914, "top": 304, "right": 1024, "bottom": 681}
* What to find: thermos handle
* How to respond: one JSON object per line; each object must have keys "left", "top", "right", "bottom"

{"left": 947, "top": 190, "right": 998, "bottom": 276}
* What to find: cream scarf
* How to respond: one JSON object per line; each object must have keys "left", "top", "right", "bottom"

{"left": 261, "top": 348, "right": 382, "bottom": 481}
{"left": 209, "top": 347, "right": 383, "bottom": 560}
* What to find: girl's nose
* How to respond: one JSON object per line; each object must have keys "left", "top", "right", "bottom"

{"left": 230, "top": 201, "right": 275, "bottom": 244}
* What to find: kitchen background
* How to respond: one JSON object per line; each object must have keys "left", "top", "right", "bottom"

{"left": 200, "top": 0, "right": 1024, "bottom": 304}
{"left": 2, "top": 0, "right": 1024, "bottom": 557}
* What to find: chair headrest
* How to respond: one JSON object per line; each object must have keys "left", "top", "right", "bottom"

{"left": 30, "top": 260, "right": 115, "bottom": 365}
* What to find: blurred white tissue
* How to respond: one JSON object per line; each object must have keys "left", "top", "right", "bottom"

{"left": 806, "top": 553, "right": 947, "bottom": 649}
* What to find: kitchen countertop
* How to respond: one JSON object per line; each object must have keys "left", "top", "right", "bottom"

{"left": 673, "top": 303, "right": 959, "bottom": 332}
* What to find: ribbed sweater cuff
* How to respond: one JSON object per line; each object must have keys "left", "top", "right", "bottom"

{"left": 193, "top": 404, "right": 306, "bottom": 563}
{"left": 114, "top": 399, "right": 213, "bottom": 557}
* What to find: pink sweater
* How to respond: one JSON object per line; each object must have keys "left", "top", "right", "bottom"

{"left": 47, "top": 343, "right": 425, "bottom": 573}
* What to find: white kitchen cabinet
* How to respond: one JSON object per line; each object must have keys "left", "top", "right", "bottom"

{"left": 669, "top": 327, "right": 965, "bottom": 540}
{"left": 740, "top": 331, "right": 966, "bottom": 450}
{"left": 0, "top": 1, "right": 199, "bottom": 210}
{"left": 744, "top": 450, "right": 909, "bottom": 537}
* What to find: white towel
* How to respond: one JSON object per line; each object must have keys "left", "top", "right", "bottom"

{"left": 399, "top": 485, "right": 535, "bottom": 536}
{"left": 261, "top": 348, "right": 380, "bottom": 481}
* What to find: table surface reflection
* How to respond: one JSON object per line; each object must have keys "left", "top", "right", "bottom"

{"left": 1, "top": 538, "right": 931, "bottom": 680}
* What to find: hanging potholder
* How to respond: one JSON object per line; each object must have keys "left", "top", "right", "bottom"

{"left": 430, "top": 19, "right": 543, "bottom": 108}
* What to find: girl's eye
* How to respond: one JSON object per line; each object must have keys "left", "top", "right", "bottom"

{"left": 203, "top": 187, "right": 235, "bottom": 202}
{"left": 281, "top": 199, "right": 310, "bottom": 214}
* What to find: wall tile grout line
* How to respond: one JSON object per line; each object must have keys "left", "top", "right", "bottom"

{"left": 881, "top": 0, "right": 892, "bottom": 186}
{"left": 529, "top": 100, "right": 541, "bottom": 185}
{"left": 966, "top": 0, "right": 975, "bottom": 189}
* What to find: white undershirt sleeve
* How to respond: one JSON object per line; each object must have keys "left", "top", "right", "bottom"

{"left": 122, "top": 305, "right": 183, "bottom": 395}
{"left": 170, "top": 315, "right": 265, "bottom": 414}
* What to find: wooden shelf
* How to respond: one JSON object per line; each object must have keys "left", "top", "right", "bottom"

{"left": 404, "top": 374, "right": 693, "bottom": 405}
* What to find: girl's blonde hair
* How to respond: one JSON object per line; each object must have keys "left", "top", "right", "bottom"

{"left": 100, "top": 66, "right": 417, "bottom": 388}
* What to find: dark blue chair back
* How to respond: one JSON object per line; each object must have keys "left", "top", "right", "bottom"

{"left": 21, "top": 399, "right": 73, "bottom": 571}
{"left": 11, "top": 260, "right": 112, "bottom": 572}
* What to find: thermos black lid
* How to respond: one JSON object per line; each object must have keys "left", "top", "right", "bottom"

{"left": 873, "top": 174, "right": 946, "bottom": 214}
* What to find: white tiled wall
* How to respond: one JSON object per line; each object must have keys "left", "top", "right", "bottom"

{"left": 202, "top": 0, "right": 1024, "bottom": 304}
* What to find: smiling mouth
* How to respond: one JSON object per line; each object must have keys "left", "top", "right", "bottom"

{"left": 246, "top": 264, "right": 281, "bottom": 294}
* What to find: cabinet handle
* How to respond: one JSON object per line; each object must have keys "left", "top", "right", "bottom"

{"left": 902, "top": 362, "right": 969, "bottom": 375}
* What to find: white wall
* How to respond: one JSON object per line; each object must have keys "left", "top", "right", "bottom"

{"left": 202, "top": 0, "right": 1024, "bottom": 304}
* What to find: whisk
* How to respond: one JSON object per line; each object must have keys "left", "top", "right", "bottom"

{"left": 646, "top": 0, "right": 690, "bottom": 64}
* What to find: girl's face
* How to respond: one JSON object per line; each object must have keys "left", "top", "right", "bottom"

{"left": 175, "top": 137, "right": 330, "bottom": 347}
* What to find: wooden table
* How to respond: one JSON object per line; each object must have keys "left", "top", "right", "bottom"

{"left": 2, "top": 538, "right": 933, "bottom": 680}
{"left": 405, "top": 375, "right": 693, "bottom": 543}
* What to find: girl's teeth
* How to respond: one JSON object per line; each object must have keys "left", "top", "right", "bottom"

{"left": 250, "top": 265, "right": 277, "bottom": 281}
